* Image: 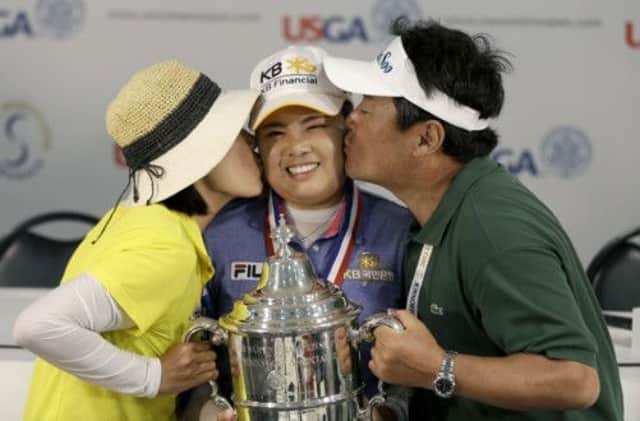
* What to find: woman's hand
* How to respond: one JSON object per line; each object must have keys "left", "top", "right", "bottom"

{"left": 159, "top": 342, "right": 218, "bottom": 394}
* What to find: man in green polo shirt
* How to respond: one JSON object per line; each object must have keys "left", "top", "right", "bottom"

{"left": 323, "top": 18, "right": 624, "bottom": 420}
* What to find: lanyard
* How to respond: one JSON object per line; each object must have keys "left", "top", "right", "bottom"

{"left": 406, "top": 244, "right": 433, "bottom": 314}
{"left": 264, "top": 188, "right": 362, "bottom": 287}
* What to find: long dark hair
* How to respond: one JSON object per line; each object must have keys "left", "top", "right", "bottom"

{"left": 161, "top": 185, "right": 208, "bottom": 215}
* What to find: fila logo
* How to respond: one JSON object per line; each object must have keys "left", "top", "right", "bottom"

{"left": 231, "top": 262, "right": 263, "bottom": 281}
{"left": 260, "top": 62, "right": 283, "bottom": 83}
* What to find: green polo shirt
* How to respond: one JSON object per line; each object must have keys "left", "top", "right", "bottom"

{"left": 405, "top": 157, "right": 623, "bottom": 420}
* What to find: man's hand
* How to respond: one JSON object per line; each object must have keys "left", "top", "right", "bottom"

{"left": 369, "top": 310, "right": 443, "bottom": 389}
{"left": 159, "top": 342, "right": 218, "bottom": 394}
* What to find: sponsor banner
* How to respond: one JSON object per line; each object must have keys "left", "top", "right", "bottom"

{"left": 492, "top": 126, "right": 592, "bottom": 179}
{"left": 1, "top": 0, "right": 86, "bottom": 39}
{"left": 1, "top": 0, "right": 639, "bottom": 265}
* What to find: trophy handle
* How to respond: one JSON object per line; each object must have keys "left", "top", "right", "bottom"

{"left": 183, "top": 317, "right": 233, "bottom": 412}
{"left": 355, "top": 382, "right": 390, "bottom": 421}
{"left": 349, "top": 309, "right": 404, "bottom": 347}
{"left": 349, "top": 310, "right": 404, "bottom": 420}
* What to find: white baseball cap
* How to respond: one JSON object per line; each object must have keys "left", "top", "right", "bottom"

{"left": 324, "top": 37, "right": 489, "bottom": 131}
{"left": 249, "top": 46, "right": 347, "bottom": 131}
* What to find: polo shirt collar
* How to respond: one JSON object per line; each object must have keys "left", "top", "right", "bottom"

{"left": 250, "top": 179, "right": 365, "bottom": 245}
{"left": 413, "top": 157, "right": 499, "bottom": 246}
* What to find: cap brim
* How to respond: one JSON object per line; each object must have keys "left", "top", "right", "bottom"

{"left": 250, "top": 92, "right": 345, "bottom": 130}
{"left": 124, "top": 89, "right": 259, "bottom": 206}
{"left": 323, "top": 56, "right": 397, "bottom": 97}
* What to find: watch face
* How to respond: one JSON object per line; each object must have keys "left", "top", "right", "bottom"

{"left": 435, "top": 377, "right": 454, "bottom": 397}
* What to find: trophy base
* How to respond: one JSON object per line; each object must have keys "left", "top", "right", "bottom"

{"left": 236, "top": 398, "right": 359, "bottom": 420}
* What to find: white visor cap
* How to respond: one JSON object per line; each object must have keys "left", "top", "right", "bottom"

{"left": 324, "top": 36, "right": 489, "bottom": 131}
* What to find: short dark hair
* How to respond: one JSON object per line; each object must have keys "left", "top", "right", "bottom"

{"left": 340, "top": 100, "right": 354, "bottom": 118}
{"left": 391, "top": 18, "right": 512, "bottom": 162}
{"left": 161, "top": 185, "right": 208, "bottom": 216}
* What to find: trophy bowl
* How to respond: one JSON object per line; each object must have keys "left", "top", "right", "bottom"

{"left": 185, "top": 217, "right": 403, "bottom": 420}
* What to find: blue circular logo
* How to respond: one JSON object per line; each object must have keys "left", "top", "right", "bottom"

{"left": 35, "top": 0, "right": 86, "bottom": 39}
{"left": 0, "top": 102, "right": 49, "bottom": 180}
{"left": 370, "top": 0, "right": 422, "bottom": 41}
{"left": 540, "top": 126, "right": 592, "bottom": 178}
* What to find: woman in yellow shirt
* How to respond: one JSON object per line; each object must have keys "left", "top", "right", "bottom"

{"left": 13, "top": 60, "right": 263, "bottom": 421}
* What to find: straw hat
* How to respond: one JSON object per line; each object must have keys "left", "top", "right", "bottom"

{"left": 106, "top": 60, "right": 259, "bottom": 206}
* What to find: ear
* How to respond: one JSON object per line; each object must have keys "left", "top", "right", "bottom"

{"left": 411, "top": 120, "right": 445, "bottom": 158}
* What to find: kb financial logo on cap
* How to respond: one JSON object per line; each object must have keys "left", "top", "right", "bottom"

{"left": 1, "top": 0, "right": 85, "bottom": 39}
{"left": 259, "top": 57, "right": 319, "bottom": 94}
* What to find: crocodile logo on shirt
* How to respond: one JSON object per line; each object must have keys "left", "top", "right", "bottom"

{"left": 430, "top": 303, "right": 444, "bottom": 316}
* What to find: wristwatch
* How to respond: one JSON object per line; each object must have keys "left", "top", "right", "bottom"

{"left": 433, "top": 350, "right": 458, "bottom": 398}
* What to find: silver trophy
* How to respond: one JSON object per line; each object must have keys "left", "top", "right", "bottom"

{"left": 184, "top": 216, "right": 403, "bottom": 420}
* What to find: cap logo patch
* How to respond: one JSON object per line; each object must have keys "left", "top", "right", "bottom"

{"left": 286, "top": 57, "right": 318, "bottom": 74}
{"left": 376, "top": 51, "right": 393, "bottom": 73}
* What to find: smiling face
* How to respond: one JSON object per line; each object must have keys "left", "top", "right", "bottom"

{"left": 256, "top": 106, "right": 346, "bottom": 209}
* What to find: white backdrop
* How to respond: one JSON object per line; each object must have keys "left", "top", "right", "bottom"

{"left": 1, "top": 0, "right": 639, "bottom": 264}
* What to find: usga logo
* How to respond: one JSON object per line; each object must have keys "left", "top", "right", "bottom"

{"left": 0, "top": 101, "right": 50, "bottom": 179}
{"left": 282, "top": 15, "right": 369, "bottom": 43}
{"left": 0, "top": 9, "right": 32, "bottom": 37}
{"left": 282, "top": 0, "right": 422, "bottom": 43}
{"left": 1, "top": 0, "right": 85, "bottom": 39}
{"left": 626, "top": 21, "right": 639, "bottom": 48}
{"left": 492, "top": 126, "right": 592, "bottom": 179}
